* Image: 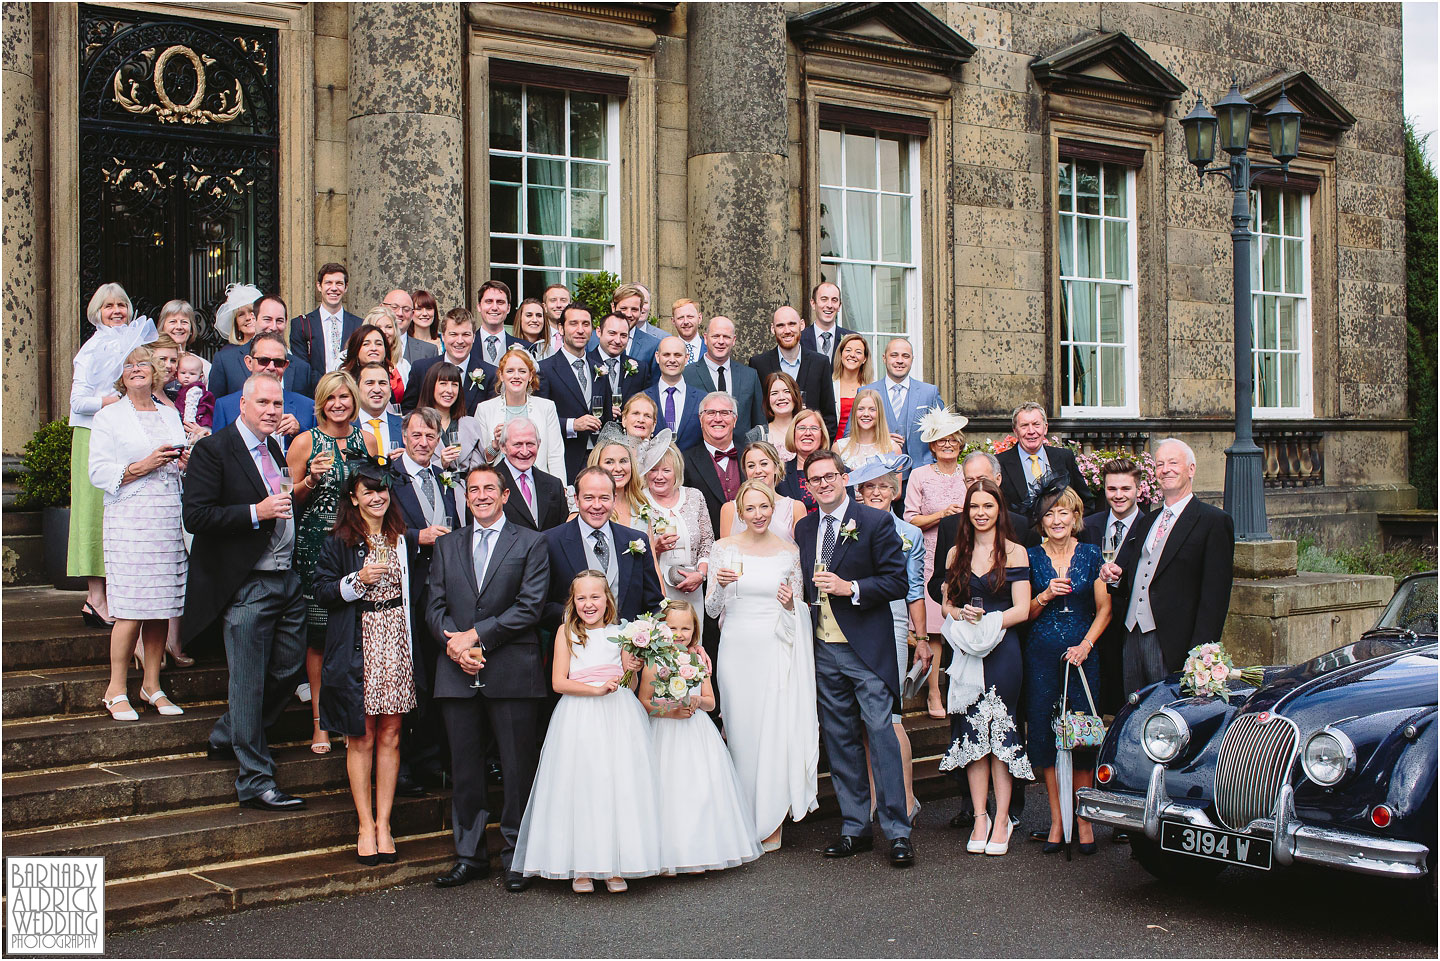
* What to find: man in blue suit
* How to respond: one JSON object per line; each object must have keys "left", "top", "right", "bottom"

{"left": 402, "top": 308, "right": 497, "bottom": 415}
{"left": 353, "top": 362, "right": 404, "bottom": 457}
{"left": 800, "top": 281, "right": 856, "bottom": 362}
{"left": 848, "top": 337, "right": 942, "bottom": 476}
{"left": 289, "top": 262, "right": 364, "bottom": 375}
{"left": 535, "top": 304, "right": 609, "bottom": 483}
{"left": 588, "top": 283, "right": 661, "bottom": 382}
{"left": 795, "top": 449, "right": 914, "bottom": 867}
{"left": 475, "top": 280, "right": 527, "bottom": 368}
{"left": 210, "top": 294, "right": 316, "bottom": 398}
{"left": 542, "top": 467, "right": 663, "bottom": 628}
{"left": 594, "top": 312, "right": 655, "bottom": 402}
{"left": 211, "top": 332, "right": 316, "bottom": 449}
{"left": 646, "top": 336, "right": 702, "bottom": 450}
{"left": 683, "top": 316, "right": 765, "bottom": 435}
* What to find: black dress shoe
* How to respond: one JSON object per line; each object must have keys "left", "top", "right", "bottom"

{"left": 434, "top": 861, "right": 488, "bottom": 888}
{"left": 948, "top": 810, "right": 974, "bottom": 829}
{"left": 206, "top": 742, "right": 235, "bottom": 760}
{"left": 239, "top": 788, "right": 306, "bottom": 811}
{"left": 889, "top": 837, "right": 915, "bottom": 867}
{"left": 504, "top": 871, "right": 532, "bottom": 892}
{"left": 394, "top": 775, "right": 425, "bottom": 797}
{"left": 1112, "top": 831, "right": 1130, "bottom": 845}
{"left": 1029, "top": 829, "right": 1048, "bottom": 843}
{"left": 823, "top": 834, "right": 874, "bottom": 858}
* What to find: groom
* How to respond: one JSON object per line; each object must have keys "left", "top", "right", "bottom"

{"left": 794, "top": 449, "right": 914, "bottom": 867}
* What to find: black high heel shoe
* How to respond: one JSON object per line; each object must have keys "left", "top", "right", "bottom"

{"left": 81, "top": 602, "right": 114, "bottom": 629}
{"left": 1042, "top": 839, "right": 1064, "bottom": 854}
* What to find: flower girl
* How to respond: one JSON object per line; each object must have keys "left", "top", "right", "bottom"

{"left": 512, "top": 572, "right": 662, "bottom": 893}
{"left": 641, "top": 602, "right": 763, "bottom": 874}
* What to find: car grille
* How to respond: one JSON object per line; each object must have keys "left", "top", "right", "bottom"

{"left": 1213, "top": 712, "right": 1299, "bottom": 830}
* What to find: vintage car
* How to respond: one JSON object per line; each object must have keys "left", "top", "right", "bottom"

{"left": 1078, "top": 571, "right": 1437, "bottom": 889}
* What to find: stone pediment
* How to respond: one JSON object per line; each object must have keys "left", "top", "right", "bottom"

{"left": 1245, "top": 70, "right": 1356, "bottom": 140}
{"left": 788, "top": 2, "right": 976, "bottom": 77}
{"left": 1030, "top": 31, "right": 1186, "bottom": 107}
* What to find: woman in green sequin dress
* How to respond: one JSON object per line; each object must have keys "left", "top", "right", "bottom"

{"left": 287, "top": 370, "right": 374, "bottom": 753}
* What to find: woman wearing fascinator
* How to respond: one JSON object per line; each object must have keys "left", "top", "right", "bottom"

{"left": 638, "top": 431, "right": 711, "bottom": 611}
{"left": 313, "top": 453, "right": 417, "bottom": 866}
{"left": 205, "top": 282, "right": 266, "bottom": 399}
{"left": 1022, "top": 470, "right": 1111, "bottom": 854}
{"left": 581, "top": 421, "right": 657, "bottom": 528}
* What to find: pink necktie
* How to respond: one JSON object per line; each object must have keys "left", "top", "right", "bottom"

{"left": 255, "top": 442, "right": 281, "bottom": 494}
{"left": 518, "top": 470, "right": 533, "bottom": 508}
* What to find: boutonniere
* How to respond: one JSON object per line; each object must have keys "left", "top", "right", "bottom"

{"left": 468, "top": 369, "right": 485, "bottom": 389}
{"left": 437, "top": 470, "right": 456, "bottom": 489}
{"left": 593, "top": 362, "right": 609, "bottom": 380}
{"left": 901, "top": 535, "right": 913, "bottom": 552}
{"left": 623, "top": 358, "right": 639, "bottom": 377}
{"left": 839, "top": 519, "right": 859, "bottom": 542}
{"left": 625, "top": 539, "right": 647, "bottom": 556}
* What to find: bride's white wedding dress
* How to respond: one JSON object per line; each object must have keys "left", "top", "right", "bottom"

{"left": 708, "top": 544, "right": 819, "bottom": 841}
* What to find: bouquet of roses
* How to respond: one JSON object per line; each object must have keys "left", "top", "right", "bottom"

{"left": 648, "top": 646, "right": 709, "bottom": 715}
{"left": 616, "top": 612, "right": 678, "bottom": 687}
{"left": 1179, "top": 642, "right": 1266, "bottom": 702}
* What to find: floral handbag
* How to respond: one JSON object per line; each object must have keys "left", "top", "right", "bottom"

{"left": 1052, "top": 660, "right": 1106, "bottom": 751}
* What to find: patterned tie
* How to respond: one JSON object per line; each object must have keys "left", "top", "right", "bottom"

{"left": 891, "top": 382, "right": 904, "bottom": 412}
{"left": 418, "top": 469, "right": 440, "bottom": 523}
{"left": 820, "top": 331, "right": 831, "bottom": 356}
{"left": 821, "top": 514, "right": 838, "bottom": 569}
{"left": 486, "top": 335, "right": 499, "bottom": 364}
{"left": 254, "top": 441, "right": 281, "bottom": 494}
{"left": 686, "top": 342, "right": 697, "bottom": 363}
{"left": 664, "top": 386, "right": 677, "bottom": 432}
{"left": 326, "top": 314, "right": 341, "bottom": 370}
{"left": 716, "top": 364, "right": 727, "bottom": 393}
{"left": 517, "top": 470, "right": 533, "bottom": 510}
{"left": 591, "top": 528, "right": 609, "bottom": 572}
{"left": 1150, "top": 508, "right": 1175, "bottom": 554}
{"left": 1029, "top": 453, "right": 1042, "bottom": 479}
{"left": 1111, "top": 518, "right": 1125, "bottom": 546}
{"left": 572, "top": 358, "right": 587, "bottom": 395}
{"left": 609, "top": 358, "right": 620, "bottom": 395}
{"left": 473, "top": 528, "right": 492, "bottom": 587}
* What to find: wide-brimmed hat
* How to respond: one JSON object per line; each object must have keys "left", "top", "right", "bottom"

{"left": 847, "top": 452, "right": 910, "bottom": 488}
{"left": 917, "top": 405, "right": 969, "bottom": 444}
{"left": 636, "top": 428, "right": 675, "bottom": 476}
{"left": 214, "top": 283, "right": 263, "bottom": 339}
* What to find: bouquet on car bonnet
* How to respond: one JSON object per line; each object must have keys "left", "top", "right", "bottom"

{"left": 1180, "top": 642, "right": 1265, "bottom": 702}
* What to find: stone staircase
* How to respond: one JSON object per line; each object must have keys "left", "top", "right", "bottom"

{"left": 2, "top": 587, "right": 959, "bottom": 932}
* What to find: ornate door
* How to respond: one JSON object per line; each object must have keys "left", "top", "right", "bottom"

{"left": 78, "top": 5, "right": 279, "bottom": 354}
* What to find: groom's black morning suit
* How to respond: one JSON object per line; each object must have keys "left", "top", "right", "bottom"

{"left": 426, "top": 517, "right": 550, "bottom": 872}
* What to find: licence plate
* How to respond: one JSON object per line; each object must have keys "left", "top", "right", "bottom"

{"left": 1160, "top": 821, "right": 1272, "bottom": 870}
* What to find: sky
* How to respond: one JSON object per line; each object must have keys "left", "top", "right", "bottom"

{"left": 1404, "top": 2, "right": 1438, "bottom": 164}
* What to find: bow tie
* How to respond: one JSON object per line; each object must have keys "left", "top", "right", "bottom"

{"left": 712, "top": 448, "right": 737, "bottom": 462}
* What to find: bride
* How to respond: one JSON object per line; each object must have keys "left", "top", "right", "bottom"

{"left": 707, "top": 479, "right": 818, "bottom": 852}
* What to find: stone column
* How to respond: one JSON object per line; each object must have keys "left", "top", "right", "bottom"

{"left": 2, "top": 3, "right": 38, "bottom": 453}
{"left": 348, "top": 3, "right": 465, "bottom": 312}
{"left": 687, "top": 3, "right": 789, "bottom": 357}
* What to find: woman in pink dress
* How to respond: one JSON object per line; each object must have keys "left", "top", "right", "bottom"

{"left": 902, "top": 407, "right": 970, "bottom": 718}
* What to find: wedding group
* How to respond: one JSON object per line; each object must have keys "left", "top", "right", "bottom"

{"left": 68, "top": 268, "right": 1234, "bottom": 894}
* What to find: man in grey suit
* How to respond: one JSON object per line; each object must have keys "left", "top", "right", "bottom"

{"left": 683, "top": 315, "right": 765, "bottom": 434}
{"left": 427, "top": 463, "right": 550, "bottom": 893}
{"left": 381, "top": 288, "right": 440, "bottom": 365}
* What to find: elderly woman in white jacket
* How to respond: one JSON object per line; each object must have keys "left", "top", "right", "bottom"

{"left": 89, "top": 346, "right": 189, "bottom": 722}
{"left": 70, "top": 283, "right": 156, "bottom": 627}
{"left": 470, "top": 346, "right": 567, "bottom": 480}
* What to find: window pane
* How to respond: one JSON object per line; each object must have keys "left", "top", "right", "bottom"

{"left": 528, "top": 157, "right": 564, "bottom": 187}
{"left": 820, "top": 188, "right": 843, "bottom": 258}
{"left": 1058, "top": 161, "right": 1073, "bottom": 212}
{"left": 1098, "top": 284, "right": 1122, "bottom": 343}
{"left": 491, "top": 154, "right": 522, "bottom": 184}
{"left": 571, "top": 161, "right": 605, "bottom": 192}
{"left": 878, "top": 135, "right": 904, "bottom": 192}
{"left": 521, "top": 238, "right": 564, "bottom": 266}
{"left": 1256, "top": 352, "right": 1277, "bottom": 407}
{"left": 1066, "top": 280, "right": 1096, "bottom": 343}
{"left": 1076, "top": 215, "right": 1100, "bottom": 278}
{"left": 846, "top": 192, "right": 877, "bottom": 261}
{"left": 1076, "top": 162, "right": 1099, "bottom": 216}
{"left": 1259, "top": 296, "right": 1278, "bottom": 349}
{"left": 1284, "top": 238, "right": 1303, "bottom": 293}
{"left": 1071, "top": 344, "right": 1097, "bottom": 406}
{"left": 570, "top": 189, "right": 606, "bottom": 240}
{"left": 1261, "top": 235, "right": 1281, "bottom": 291}
{"left": 490, "top": 83, "right": 522, "bottom": 152}
{"left": 490, "top": 236, "right": 517, "bottom": 264}
{"left": 1280, "top": 192, "right": 1300, "bottom": 236}
{"left": 880, "top": 195, "right": 911, "bottom": 262}
{"left": 1260, "top": 189, "right": 1280, "bottom": 234}
{"left": 568, "top": 243, "right": 605, "bottom": 271}
{"left": 1059, "top": 214, "right": 1074, "bottom": 276}
{"left": 525, "top": 88, "right": 565, "bottom": 155}
{"left": 1277, "top": 298, "right": 1296, "bottom": 350}
{"left": 819, "top": 128, "right": 842, "bottom": 186}
{"left": 1280, "top": 353, "right": 1298, "bottom": 407}
{"left": 1100, "top": 345, "right": 1125, "bottom": 407}
{"left": 527, "top": 187, "right": 565, "bottom": 235}
{"left": 875, "top": 266, "right": 905, "bottom": 333}
{"left": 491, "top": 182, "right": 519, "bottom": 233}
{"left": 492, "top": 266, "right": 519, "bottom": 301}
{"left": 569, "top": 93, "right": 605, "bottom": 159}
{"left": 838, "top": 263, "right": 873, "bottom": 332}
{"left": 1104, "top": 220, "right": 1128, "bottom": 280}
{"left": 1103, "top": 163, "right": 1126, "bottom": 217}
{"left": 845, "top": 131, "right": 877, "bottom": 189}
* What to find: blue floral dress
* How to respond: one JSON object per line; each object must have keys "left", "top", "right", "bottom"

{"left": 939, "top": 563, "right": 1034, "bottom": 780}
{"left": 1025, "top": 542, "right": 1103, "bottom": 770}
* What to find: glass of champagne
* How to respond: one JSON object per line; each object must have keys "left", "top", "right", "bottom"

{"left": 278, "top": 467, "right": 293, "bottom": 495}
{"left": 814, "top": 558, "right": 827, "bottom": 595}
{"left": 590, "top": 396, "right": 606, "bottom": 421}
{"left": 469, "top": 646, "right": 486, "bottom": 689}
{"left": 1102, "top": 531, "right": 1120, "bottom": 586}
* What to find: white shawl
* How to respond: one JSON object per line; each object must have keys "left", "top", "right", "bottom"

{"left": 942, "top": 610, "right": 1007, "bottom": 715}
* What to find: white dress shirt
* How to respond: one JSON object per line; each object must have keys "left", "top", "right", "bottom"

{"left": 657, "top": 378, "right": 687, "bottom": 432}
{"left": 361, "top": 409, "right": 395, "bottom": 455}
{"left": 402, "top": 452, "right": 444, "bottom": 525}
{"left": 471, "top": 515, "right": 507, "bottom": 590}
{"left": 320, "top": 308, "right": 345, "bottom": 372}
{"left": 706, "top": 357, "right": 733, "bottom": 393}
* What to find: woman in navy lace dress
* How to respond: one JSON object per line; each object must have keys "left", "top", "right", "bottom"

{"left": 1026, "top": 485, "right": 1112, "bottom": 853}
{"left": 937, "top": 478, "right": 1033, "bottom": 856}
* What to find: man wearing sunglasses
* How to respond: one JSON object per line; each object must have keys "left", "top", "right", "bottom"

{"left": 211, "top": 331, "right": 317, "bottom": 450}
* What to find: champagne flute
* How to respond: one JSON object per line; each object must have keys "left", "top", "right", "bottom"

{"left": 278, "top": 467, "right": 293, "bottom": 495}
{"left": 1102, "top": 530, "right": 1120, "bottom": 566}
{"left": 469, "top": 646, "right": 486, "bottom": 689}
{"left": 1056, "top": 556, "right": 1073, "bottom": 614}
{"left": 590, "top": 396, "right": 606, "bottom": 421}
{"left": 814, "top": 558, "right": 828, "bottom": 595}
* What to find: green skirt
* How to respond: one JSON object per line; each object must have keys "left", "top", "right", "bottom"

{"left": 67, "top": 426, "right": 106, "bottom": 578}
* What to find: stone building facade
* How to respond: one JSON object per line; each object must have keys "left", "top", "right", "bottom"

{"left": 1, "top": 2, "right": 1413, "bottom": 540}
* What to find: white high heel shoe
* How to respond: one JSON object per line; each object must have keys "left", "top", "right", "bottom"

{"left": 139, "top": 687, "right": 184, "bottom": 716}
{"left": 985, "top": 817, "right": 1014, "bottom": 856}
{"left": 102, "top": 694, "right": 138, "bottom": 721}
{"left": 966, "top": 813, "right": 989, "bottom": 854}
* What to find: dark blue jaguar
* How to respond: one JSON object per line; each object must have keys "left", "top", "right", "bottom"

{"left": 1078, "top": 571, "right": 1436, "bottom": 889}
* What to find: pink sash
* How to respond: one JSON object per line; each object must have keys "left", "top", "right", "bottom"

{"left": 569, "top": 664, "right": 623, "bottom": 685}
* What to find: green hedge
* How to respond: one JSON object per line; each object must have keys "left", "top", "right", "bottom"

{"left": 1405, "top": 122, "right": 1437, "bottom": 509}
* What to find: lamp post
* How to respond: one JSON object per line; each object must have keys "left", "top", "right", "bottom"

{"left": 1179, "top": 80, "right": 1302, "bottom": 543}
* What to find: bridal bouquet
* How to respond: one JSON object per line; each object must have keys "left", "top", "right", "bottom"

{"left": 648, "top": 647, "right": 709, "bottom": 714}
{"left": 616, "top": 612, "right": 677, "bottom": 687}
{"left": 1179, "top": 642, "right": 1265, "bottom": 702}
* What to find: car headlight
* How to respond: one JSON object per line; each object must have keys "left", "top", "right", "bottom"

{"left": 1301, "top": 728, "right": 1355, "bottom": 786}
{"left": 1141, "top": 708, "right": 1190, "bottom": 763}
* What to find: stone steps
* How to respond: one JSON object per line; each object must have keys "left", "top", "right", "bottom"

{"left": 1, "top": 510, "right": 46, "bottom": 587}
{"left": 3, "top": 660, "right": 232, "bottom": 718}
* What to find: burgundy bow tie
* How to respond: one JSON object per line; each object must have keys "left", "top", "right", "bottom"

{"left": 712, "top": 448, "right": 737, "bottom": 462}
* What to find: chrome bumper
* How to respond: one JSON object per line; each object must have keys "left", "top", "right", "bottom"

{"left": 1077, "top": 765, "right": 1431, "bottom": 880}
